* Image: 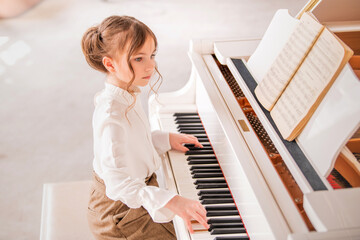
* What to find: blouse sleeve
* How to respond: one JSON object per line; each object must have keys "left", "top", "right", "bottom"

{"left": 151, "top": 130, "right": 171, "bottom": 155}
{"left": 97, "top": 117, "right": 176, "bottom": 223}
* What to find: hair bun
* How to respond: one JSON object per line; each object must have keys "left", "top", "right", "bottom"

{"left": 96, "top": 28, "right": 103, "bottom": 41}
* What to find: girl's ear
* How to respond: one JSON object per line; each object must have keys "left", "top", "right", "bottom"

{"left": 102, "top": 56, "right": 115, "bottom": 73}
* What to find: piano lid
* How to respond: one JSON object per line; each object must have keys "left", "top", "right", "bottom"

{"left": 303, "top": 0, "right": 360, "bottom": 22}
{"left": 298, "top": 0, "right": 360, "bottom": 32}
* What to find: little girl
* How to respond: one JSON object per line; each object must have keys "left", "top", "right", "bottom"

{"left": 81, "top": 16, "right": 209, "bottom": 240}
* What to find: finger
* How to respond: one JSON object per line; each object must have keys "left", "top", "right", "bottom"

{"left": 187, "top": 135, "right": 203, "bottom": 148}
{"left": 186, "top": 220, "right": 194, "bottom": 234}
{"left": 187, "top": 135, "right": 199, "bottom": 141}
{"left": 183, "top": 136, "right": 203, "bottom": 148}
{"left": 179, "top": 144, "right": 189, "bottom": 152}
{"left": 192, "top": 212, "right": 209, "bottom": 229}
{"left": 195, "top": 204, "right": 208, "bottom": 227}
{"left": 195, "top": 203, "right": 208, "bottom": 223}
{"left": 194, "top": 140, "right": 203, "bottom": 148}
{"left": 197, "top": 203, "right": 207, "bottom": 217}
{"left": 191, "top": 140, "right": 203, "bottom": 148}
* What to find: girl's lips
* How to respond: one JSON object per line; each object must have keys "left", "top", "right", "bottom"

{"left": 143, "top": 76, "right": 151, "bottom": 79}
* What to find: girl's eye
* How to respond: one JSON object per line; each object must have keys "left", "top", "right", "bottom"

{"left": 151, "top": 54, "right": 156, "bottom": 59}
{"left": 134, "top": 57, "right": 142, "bottom": 62}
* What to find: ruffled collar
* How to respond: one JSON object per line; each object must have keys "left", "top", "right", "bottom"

{"left": 104, "top": 83, "right": 140, "bottom": 104}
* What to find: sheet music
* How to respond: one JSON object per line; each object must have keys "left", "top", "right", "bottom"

{"left": 271, "top": 28, "right": 345, "bottom": 140}
{"left": 247, "top": 10, "right": 298, "bottom": 83}
{"left": 254, "top": 12, "right": 324, "bottom": 110}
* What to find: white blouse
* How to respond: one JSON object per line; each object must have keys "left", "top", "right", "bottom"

{"left": 92, "top": 83, "right": 176, "bottom": 223}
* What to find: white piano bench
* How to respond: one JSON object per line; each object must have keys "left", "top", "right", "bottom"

{"left": 40, "top": 181, "right": 95, "bottom": 240}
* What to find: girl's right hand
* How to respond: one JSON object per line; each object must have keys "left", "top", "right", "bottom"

{"left": 165, "top": 195, "right": 209, "bottom": 233}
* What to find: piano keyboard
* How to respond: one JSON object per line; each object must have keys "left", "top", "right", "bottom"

{"left": 165, "top": 112, "right": 250, "bottom": 240}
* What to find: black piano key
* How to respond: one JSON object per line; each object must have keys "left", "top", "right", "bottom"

{"left": 175, "top": 118, "right": 201, "bottom": 123}
{"left": 197, "top": 184, "right": 228, "bottom": 190}
{"left": 174, "top": 114, "right": 199, "bottom": 117}
{"left": 191, "top": 169, "right": 222, "bottom": 174}
{"left": 188, "top": 160, "right": 219, "bottom": 165}
{"left": 178, "top": 128, "right": 205, "bottom": 132}
{"left": 189, "top": 137, "right": 209, "bottom": 143}
{"left": 187, "top": 147, "right": 213, "bottom": 152}
{"left": 177, "top": 124, "right": 203, "bottom": 127}
{"left": 173, "top": 112, "right": 200, "bottom": 117}
{"left": 211, "top": 228, "right": 247, "bottom": 235}
{"left": 206, "top": 210, "right": 239, "bottom": 217}
{"left": 199, "top": 194, "right": 233, "bottom": 199}
{"left": 186, "top": 146, "right": 213, "bottom": 151}
{"left": 206, "top": 205, "right": 237, "bottom": 211}
{"left": 177, "top": 125, "right": 204, "bottom": 129}
{"left": 210, "top": 222, "right": 244, "bottom": 229}
{"left": 196, "top": 183, "right": 228, "bottom": 189}
{"left": 192, "top": 171, "right": 223, "bottom": 176}
{"left": 192, "top": 173, "right": 224, "bottom": 178}
{"left": 192, "top": 171, "right": 223, "bottom": 177}
{"left": 213, "top": 237, "right": 249, "bottom": 240}
{"left": 177, "top": 124, "right": 200, "bottom": 127}
{"left": 175, "top": 115, "right": 200, "bottom": 120}
{"left": 208, "top": 217, "right": 243, "bottom": 224}
{"left": 187, "top": 156, "right": 216, "bottom": 160}
{"left": 191, "top": 166, "right": 221, "bottom": 170}
{"left": 173, "top": 112, "right": 198, "bottom": 117}
{"left": 186, "top": 150, "right": 214, "bottom": 155}
{"left": 201, "top": 198, "right": 234, "bottom": 204}
{"left": 187, "top": 159, "right": 217, "bottom": 163}
{"left": 185, "top": 143, "right": 211, "bottom": 148}
{"left": 190, "top": 134, "right": 208, "bottom": 138}
{"left": 180, "top": 130, "right": 206, "bottom": 134}
{"left": 179, "top": 135, "right": 209, "bottom": 142}
{"left": 199, "top": 190, "right": 230, "bottom": 195}
{"left": 177, "top": 128, "right": 204, "bottom": 132}
{"left": 176, "top": 119, "right": 202, "bottom": 124}
{"left": 197, "top": 138, "right": 210, "bottom": 143}
{"left": 194, "top": 179, "right": 226, "bottom": 184}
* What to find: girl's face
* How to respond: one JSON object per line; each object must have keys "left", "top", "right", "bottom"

{"left": 112, "top": 36, "right": 156, "bottom": 88}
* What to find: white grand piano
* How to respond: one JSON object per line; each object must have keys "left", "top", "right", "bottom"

{"left": 149, "top": 1, "right": 360, "bottom": 239}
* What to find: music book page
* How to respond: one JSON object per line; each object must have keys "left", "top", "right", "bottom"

{"left": 254, "top": 12, "right": 324, "bottom": 111}
{"left": 247, "top": 9, "right": 298, "bottom": 83}
{"left": 270, "top": 28, "right": 351, "bottom": 140}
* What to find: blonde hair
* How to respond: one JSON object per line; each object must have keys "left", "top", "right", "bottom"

{"left": 81, "top": 15, "right": 162, "bottom": 116}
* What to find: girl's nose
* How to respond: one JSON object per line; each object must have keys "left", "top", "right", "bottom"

{"left": 146, "top": 59, "right": 155, "bottom": 71}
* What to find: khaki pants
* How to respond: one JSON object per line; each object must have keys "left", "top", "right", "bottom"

{"left": 88, "top": 172, "right": 176, "bottom": 240}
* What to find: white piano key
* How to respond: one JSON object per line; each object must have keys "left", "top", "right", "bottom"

{"left": 191, "top": 232, "right": 249, "bottom": 240}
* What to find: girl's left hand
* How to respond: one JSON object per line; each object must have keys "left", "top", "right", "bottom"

{"left": 169, "top": 133, "right": 203, "bottom": 152}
